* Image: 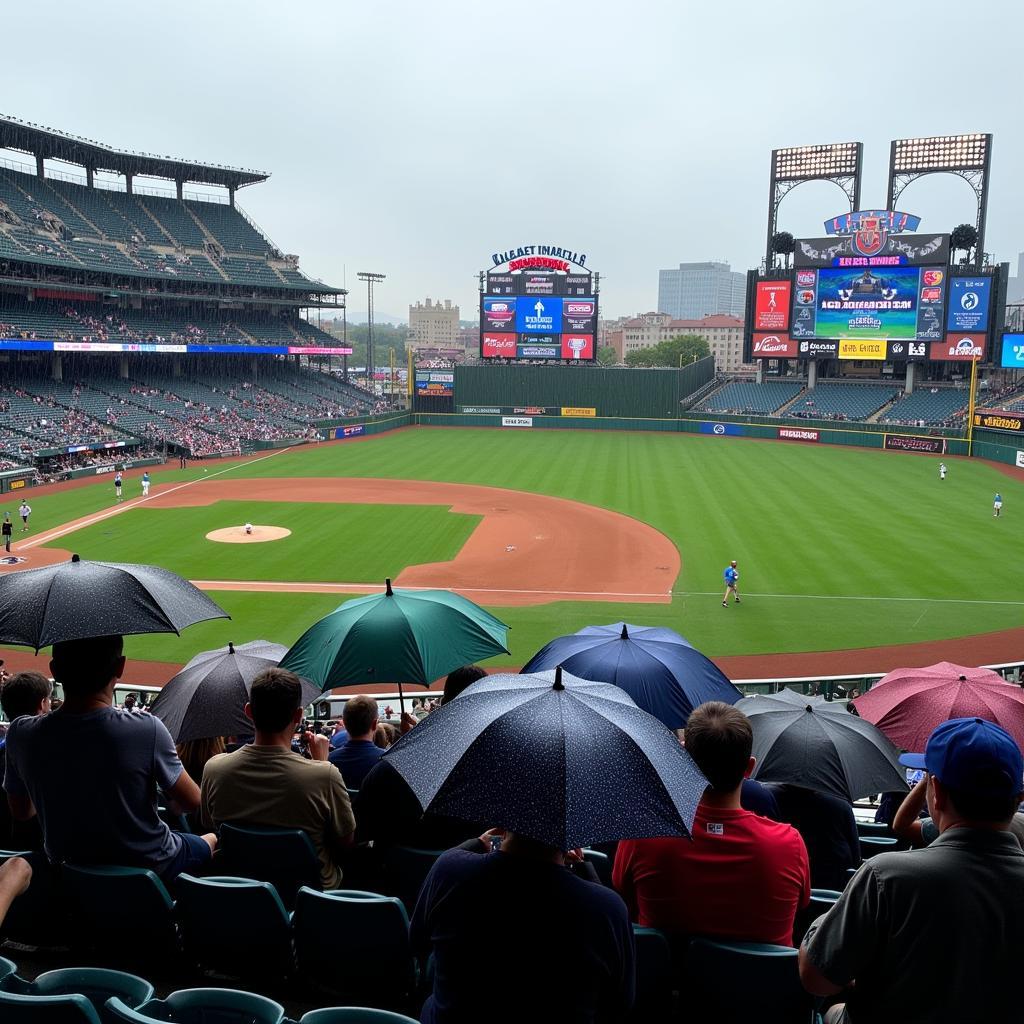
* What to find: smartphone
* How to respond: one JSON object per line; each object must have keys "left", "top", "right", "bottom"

{"left": 489, "top": 834, "right": 503, "bottom": 853}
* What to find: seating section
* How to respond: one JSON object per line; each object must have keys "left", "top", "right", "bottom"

{"left": 787, "top": 383, "right": 899, "bottom": 421}
{"left": 880, "top": 388, "right": 969, "bottom": 427}
{"left": 699, "top": 381, "right": 804, "bottom": 414}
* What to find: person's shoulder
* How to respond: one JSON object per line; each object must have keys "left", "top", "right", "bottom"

{"left": 201, "top": 749, "right": 237, "bottom": 779}
{"left": 744, "top": 810, "right": 805, "bottom": 846}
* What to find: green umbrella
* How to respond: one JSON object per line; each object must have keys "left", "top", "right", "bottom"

{"left": 279, "top": 579, "right": 510, "bottom": 705}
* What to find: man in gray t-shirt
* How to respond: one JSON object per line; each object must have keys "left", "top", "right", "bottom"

{"left": 3, "top": 635, "right": 216, "bottom": 880}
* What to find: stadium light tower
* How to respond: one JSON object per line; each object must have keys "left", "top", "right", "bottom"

{"left": 887, "top": 134, "right": 993, "bottom": 262}
{"left": 357, "top": 271, "right": 386, "bottom": 393}
{"left": 765, "top": 142, "right": 863, "bottom": 265}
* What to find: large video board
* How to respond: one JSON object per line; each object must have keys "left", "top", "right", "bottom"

{"left": 480, "top": 278, "right": 596, "bottom": 361}
{"left": 791, "top": 266, "right": 946, "bottom": 341}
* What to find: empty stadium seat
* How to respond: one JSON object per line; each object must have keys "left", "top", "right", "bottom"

{"left": 0, "top": 989, "right": 102, "bottom": 1024}
{"left": 378, "top": 846, "right": 444, "bottom": 913}
{"left": 175, "top": 875, "right": 293, "bottom": 980}
{"left": 106, "top": 989, "right": 285, "bottom": 1024}
{"left": 794, "top": 889, "right": 843, "bottom": 946}
{"left": 217, "top": 823, "right": 322, "bottom": 908}
{"left": 788, "top": 383, "right": 899, "bottom": 421}
{"left": 700, "top": 381, "right": 804, "bottom": 414}
{"left": 292, "top": 888, "right": 416, "bottom": 1009}
{"left": 859, "top": 836, "right": 899, "bottom": 859}
{"left": 881, "top": 387, "right": 968, "bottom": 426}
{"left": 630, "top": 926, "right": 674, "bottom": 1022}
{"left": 299, "top": 1010, "right": 419, "bottom": 1024}
{"left": 8, "top": 969, "right": 154, "bottom": 1024}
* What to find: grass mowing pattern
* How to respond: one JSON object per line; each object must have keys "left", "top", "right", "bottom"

{"left": 9, "top": 428, "right": 1024, "bottom": 669}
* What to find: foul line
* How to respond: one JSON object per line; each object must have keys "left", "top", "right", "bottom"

{"left": 677, "top": 591, "right": 1024, "bottom": 607}
{"left": 19, "top": 449, "right": 291, "bottom": 551}
{"left": 191, "top": 580, "right": 672, "bottom": 599}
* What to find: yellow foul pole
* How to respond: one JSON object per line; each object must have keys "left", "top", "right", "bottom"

{"left": 966, "top": 355, "right": 980, "bottom": 457}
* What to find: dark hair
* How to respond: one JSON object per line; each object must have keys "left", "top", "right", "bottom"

{"left": 248, "top": 667, "right": 303, "bottom": 732}
{"left": 1, "top": 671, "right": 51, "bottom": 720}
{"left": 944, "top": 782, "right": 1021, "bottom": 825}
{"left": 684, "top": 701, "right": 753, "bottom": 792}
{"left": 343, "top": 695, "right": 378, "bottom": 736}
{"left": 50, "top": 635, "right": 124, "bottom": 696}
{"left": 442, "top": 665, "right": 487, "bottom": 705}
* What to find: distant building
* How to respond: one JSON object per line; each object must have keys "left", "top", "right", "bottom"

{"left": 1006, "top": 252, "right": 1024, "bottom": 305}
{"left": 657, "top": 261, "right": 746, "bottom": 319}
{"left": 619, "top": 312, "right": 749, "bottom": 372}
{"left": 409, "top": 298, "right": 460, "bottom": 349}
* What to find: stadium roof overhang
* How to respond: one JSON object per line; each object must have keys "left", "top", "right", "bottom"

{"left": 0, "top": 115, "right": 269, "bottom": 190}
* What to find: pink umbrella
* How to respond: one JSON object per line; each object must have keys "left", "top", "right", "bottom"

{"left": 853, "top": 662, "right": 1024, "bottom": 753}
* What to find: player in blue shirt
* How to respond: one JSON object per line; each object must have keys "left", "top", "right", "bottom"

{"left": 994, "top": 493, "right": 1003, "bottom": 518}
{"left": 722, "top": 560, "right": 740, "bottom": 607}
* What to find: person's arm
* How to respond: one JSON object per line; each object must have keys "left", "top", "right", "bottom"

{"left": 0, "top": 857, "right": 31, "bottom": 926}
{"left": 3, "top": 726, "right": 36, "bottom": 821}
{"left": 324, "top": 761, "right": 357, "bottom": 861}
{"left": 152, "top": 718, "right": 201, "bottom": 813}
{"left": 892, "top": 778, "right": 927, "bottom": 846}
{"left": 611, "top": 841, "right": 639, "bottom": 920}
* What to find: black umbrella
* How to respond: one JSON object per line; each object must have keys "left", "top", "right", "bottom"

{"left": 0, "top": 554, "right": 228, "bottom": 651}
{"left": 151, "top": 640, "right": 321, "bottom": 743}
{"left": 382, "top": 667, "right": 708, "bottom": 850}
{"left": 739, "top": 691, "right": 907, "bottom": 802}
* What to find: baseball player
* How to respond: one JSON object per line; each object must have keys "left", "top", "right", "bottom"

{"left": 722, "top": 560, "right": 740, "bottom": 607}
{"left": 114, "top": 470, "right": 123, "bottom": 502}
{"left": 994, "top": 492, "right": 1003, "bottom": 518}
{"left": 141, "top": 471, "right": 150, "bottom": 497}
{"left": 1, "top": 513, "right": 11, "bottom": 553}
{"left": 939, "top": 463, "right": 947, "bottom": 481}
{"left": 244, "top": 522, "right": 254, "bottom": 536}
{"left": 18, "top": 501, "right": 30, "bottom": 532}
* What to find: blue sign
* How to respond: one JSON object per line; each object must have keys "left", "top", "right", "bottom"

{"left": 1000, "top": 335, "right": 1024, "bottom": 369}
{"left": 515, "top": 296, "right": 561, "bottom": 334}
{"left": 334, "top": 425, "right": 366, "bottom": 439}
{"left": 699, "top": 422, "right": 743, "bottom": 436}
{"left": 947, "top": 277, "right": 991, "bottom": 333}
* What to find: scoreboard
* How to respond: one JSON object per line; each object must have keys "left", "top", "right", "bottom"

{"left": 480, "top": 270, "right": 597, "bottom": 361}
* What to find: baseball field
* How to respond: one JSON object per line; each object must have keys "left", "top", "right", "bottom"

{"left": 2, "top": 424, "right": 1023, "bottom": 683}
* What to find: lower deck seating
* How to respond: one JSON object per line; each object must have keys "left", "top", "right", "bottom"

{"left": 699, "top": 381, "right": 804, "bottom": 414}
{"left": 787, "top": 384, "right": 898, "bottom": 421}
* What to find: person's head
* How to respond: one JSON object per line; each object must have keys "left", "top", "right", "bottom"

{"left": 176, "top": 736, "right": 226, "bottom": 781}
{"left": 442, "top": 665, "right": 487, "bottom": 705}
{"left": 684, "top": 701, "right": 754, "bottom": 794}
{"left": 730, "top": 560, "right": 737, "bottom": 567}
{"left": 123, "top": 692, "right": 138, "bottom": 709}
{"left": 373, "top": 723, "right": 397, "bottom": 749}
{"left": 0, "top": 671, "right": 52, "bottom": 720}
{"left": 50, "top": 635, "right": 125, "bottom": 698}
{"left": 901, "top": 718, "right": 1024, "bottom": 830}
{"left": 245, "top": 667, "right": 305, "bottom": 735}
{"left": 342, "top": 695, "right": 378, "bottom": 739}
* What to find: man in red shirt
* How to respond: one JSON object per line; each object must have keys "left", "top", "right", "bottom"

{"left": 613, "top": 701, "right": 810, "bottom": 946}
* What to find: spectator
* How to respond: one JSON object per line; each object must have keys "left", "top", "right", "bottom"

{"left": 328, "top": 719, "right": 348, "bottom": 750}
{"left": 441, "top": 664, "right": 487, "bottom": 705}
{"left": 613, "top": 701, "right": 810, "bottom": 946}
{"left": 411, "top": 829, "right": 635, "bottom": 1023}
{"left": 0, "top": 856, "right": 31, "bottom": 929}
{"left": 328, "top": 695, "right": 385, "bottom": 789}
{"left": 741, "top": 776, "right": 781, "bottom": 820}
{"left": 766, "top": 784, "right": 861, "bottom": 892}
{"left": 3, "top": 635, "right": 215, "bottom": 880}
{"left": 201, "top": 667, "right": 356, "bottom": 888}
{"left": 176, "top": 736, "right": 226, "bottom": 785}
{"left": 800, "top": 718, "right": 1024, "bottom": 1023}
{"left": 0, "top": 671, "right": 50, "bottom": 849}
{"left": 373, "top": 723, "right": 398, "bottom": 749}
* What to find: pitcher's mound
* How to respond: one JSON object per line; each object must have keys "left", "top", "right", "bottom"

{"left": 206, "top": 525, "right": 292, "bottom": 544}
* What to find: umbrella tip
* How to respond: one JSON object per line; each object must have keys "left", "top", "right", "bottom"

{"left": 959, "top": 674, "right": 967, "bottom": 682}
{"left": 805, "top": 705, "right": 814, "bottom": 712}
{"left": 71, "top": 553, "right": 80, "bottom": 563}
{"left": 228, "top": 642, "right": 234, "bottom": 654}
{"left": 553, "top": 665, "right": 565, "bottom": 691}
{"left": 620, "top": 623, "right": 629, "bottom": 639}
{"left": 385, "top": 578, "right": 393, "bottom": 596}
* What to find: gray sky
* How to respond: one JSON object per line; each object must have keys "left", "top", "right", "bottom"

{"left": 2, "top": 0, "right": 1021, "bottom": 319}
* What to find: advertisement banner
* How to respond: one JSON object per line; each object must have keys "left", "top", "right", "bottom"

{"left": 482, "top": 296, "right": 517, "bottom": 330}
{"left": 8, "top": 478, "right": 26, "bottom": 489}
{"left": 929, "top": 334, "right": 987, "bottom": 362}
{"left": 754, "top": 281, "right": 792, "bottom": 332}
{"left": 334, "top": 425, "right": 366, "bottom": 439}
{"left": 516, "top": 296, "right": 561, "bottom": 333}
{"left": 751, "top": 333, "right": 797, "bottom": 358}
{"left": 973, "top": 411, "right": 1024, "bottom": 433}
{"left": 460, "top": 406, "right": 501, "bottom": 414}
{"left": 561, "top": 407, "right": 596, "bottom": 418}
{"left": 1017, "top": 451, "right": 1024, "bottom": 469}
{"left": 778, "top": 428, "right": 820, "bottom": 442}
{"left": 486, "top": 273, "right": 517, "bottom": 295}
{"left": 563, "top": 274, "right": 593, "bottom": 296}
{"left": 517, "top": 344, "right": 560, "bottom": 359}
{"left": 513, "top": 407, "right": 553, "bottom": 415}
{"left": 1000, "top": 335, "right": 1024, "bottom": 369}
{"left": 947, "top": 277, "right": 992, "bottom": 333}
{"left": 562, "top": 298, "right": 597, "bottom": 333}
{"left": 502, "top": 416, "right": 533, "bottom": 428}
{"left": 561, "top": 333, "right": 594, "bottom": 360}
{"left": 519, "top": 275, "right": 562, "bottom": 296}
{"left": 885, "top": 340, "right": 929, "bottom": 361}
{"left": 481, "top": 333, "right": 517, "bottom": 357}
{"left": 838, "top": 339, "right": 887, "bottom": 360}
{"left": 794, "top": 233, "right": 950, "bottom": 268}
{"left": 414, "top": 371, "right": 454, "bottom": 397}
{"left": 797, "top": 339, "right": 839, "bottom": 359}
{"left": 884, "top": 434, "right": 947, "bottom": 454}
{"left": 700, "top": 422, "right": 743, "bottom": 436}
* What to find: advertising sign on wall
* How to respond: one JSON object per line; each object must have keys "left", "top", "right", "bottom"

{"left": 751, "top": 333, "right": 797, "bottom": 358}
{"left": 481, "top": 333, "right": 517, "bottom": 357}
{"left": 929, "top": 334, "right": 987, "bottom": 362}
{"left": 778, "top": 428, "right": 819, "bottom": 442}
{"left": 884, "top": 434, "right": 947, "bottom": 454}
{"left": 754, "top": 281, "right": 792, "bottom": 332}
{"left": 700, "top": 422, "right": 743, "bottom": 436}
{"left": 502, "top": 416, "right": 533, "bottom": 427}
{"left": 946, "top": 277, "right": 992, "bottom": 334}
{"left": 973, "top": 411, "right": 1024, "bottom": 433}
{"left": 561, "top": 407, "right": 597, "bottom": 417}
{"left": 838, "top": 339, "right": 887, "bottom": 360}
{"left": 561, "top": 334, "right": 594, "bottom": 360}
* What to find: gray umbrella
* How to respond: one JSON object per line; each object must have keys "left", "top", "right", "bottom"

{"left": 151, "top": 640, "right": 321, "bottom": 742}
{"left": 0, "top": 553, "right": 228, "bottom": 651}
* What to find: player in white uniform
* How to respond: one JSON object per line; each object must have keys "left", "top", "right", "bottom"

{"left": 245, "top": 523, "right": 254, "bottom": 535}
{"left": 939, "top": 463, "right": 946, "bottom": 481}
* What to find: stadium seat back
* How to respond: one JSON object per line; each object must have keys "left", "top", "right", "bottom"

{"left": 160, "top": 987, "right": 285, "bottom": 1024}
{"left": 682, "top": 938, "right": 816, "bottom": 1024}
{"left": 0, "top": 954, "right": 18, "bottom": 985}
{"left": 582, "top": 848, "right": 612, "bottom": 887}
{"left": 29, "top": 969, "right": 154, "bottom": 1024}
{"left": 299, "top": 1010, "right": 418, "bottom": 1024}
{"left": 293, "top": 887, "right": 415, "bottom": 1005}
{"left": 855, "top": 821, "right": 892, "bottom": 839}
{"left": 0, "top": 988, "right": 103, "bottom": 1024}
{"left": 175, "top": 875, "right": 293, "bottom": 980}
{"left": 859, "top": 836, "right": 899, "bottom": 859}
{"left": 794, "top": 889, "right": 843, "bottom": 945}
{"left": 63, "top": 864, "right": 178, "bottom": 960}
{"left": 631, "top": 926, "right": 674, "bottom": 1022}
{"left": 217, "top": 823, "right": 321, "bottom": 909}
{"left": 378, "top": 846, "right": 443, "bottom": 913}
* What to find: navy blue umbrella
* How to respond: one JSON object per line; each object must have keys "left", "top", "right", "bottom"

{"left": 382, "top": 667, "right": 708, "bottom": 850}
{"left": 521, "top": 622, "right": 741, "bottom": 730}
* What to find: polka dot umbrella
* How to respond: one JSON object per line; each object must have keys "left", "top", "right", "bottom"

{"left": 381, "top": 666, "right": 708, "bottom": 850}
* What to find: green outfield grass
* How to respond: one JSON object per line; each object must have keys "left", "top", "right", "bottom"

{"left": 7, "top": 427, "right": 1024, "bottom": 671}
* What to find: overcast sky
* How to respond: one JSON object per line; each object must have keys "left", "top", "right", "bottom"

{"left": 3, "top": 0, "right": 1022, "bottom": 319}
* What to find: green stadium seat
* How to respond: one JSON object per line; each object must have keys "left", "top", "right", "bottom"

{"left": 299, "top": 1010, "right": 418, "bottom": 1024}
{"left": 19, "top": 969, "right": 154, "bottom": 1024}
{"left": 630, "top": 926, "right": 674, "bottom": 1022}
{"left": 106, "top": 988, "right": 285, "bottom": 1024}
{"left": 0, "top": 955, "right": 18, "bottom": 986}
{"left": 0, "top": 989, "right": 102, "bottom": 1024}
{"left": 217, "top": 823, "right": 321, "bottom": 909}
{"left": 378, "top": 846, "right": 444, "bottom": 913}
{"left": 794, "top": 889, "right": 843, "bottom": 945}
{"left": 175, "top": 875, "right": 293, "bottom": 980}
{"left": 292, "top": 887, "right": 416, "bottom": 1009}
{"left": 859, "top": 836, "right": 899, "bottom": 859}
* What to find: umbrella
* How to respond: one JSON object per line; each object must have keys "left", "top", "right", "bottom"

{"left": 853, "top": 661, "right": 1024, "bottom": 753}
{"left": 151, "top": 640, "right": 322, "bottom": 743}
{"left": 381, "top": 666, "right": 708, "bottom": 850}
{"left": 0, "top": 553, "right": 228, "bottom": 651}
{"left": 739, "top": 691, "right": 907, "bottom": 802}
{"left": 279, "top": 579, "right": 510, "bottom": 704}
{"left": 521, "top": 622, "right": 740, "bottom": 730}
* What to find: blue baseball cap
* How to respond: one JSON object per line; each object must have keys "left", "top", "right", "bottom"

{"left": 899, "top": 718, "right": 1024, "bottom": 797}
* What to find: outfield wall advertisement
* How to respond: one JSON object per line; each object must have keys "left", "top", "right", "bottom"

{"left": 883, "top": 434, "right": 946, "bottom": 454}
{"left": 778, "top": 428, "right": 819, "bottom": 442}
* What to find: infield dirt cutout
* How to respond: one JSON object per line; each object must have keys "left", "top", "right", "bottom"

{"left": 206, "top": 525, "right": 292, "bottom": 544}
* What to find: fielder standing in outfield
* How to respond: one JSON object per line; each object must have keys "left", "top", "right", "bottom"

{"left": 141, "top": 471, "right": 150, "bottom": 497}
{"left": 939, "top": 462, "right": 947, "bottom": 481}
{"left": 18, "top": 501, "right": 30, "bottom": 532}
{"left": 994, "top": 492, "right": 1003, "bottom": 518}
{"left": 114, "top": 470, "right": 123, "bottom": 503}
{"left": 722, "top": 560, "right": 741, "bottom": 607}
